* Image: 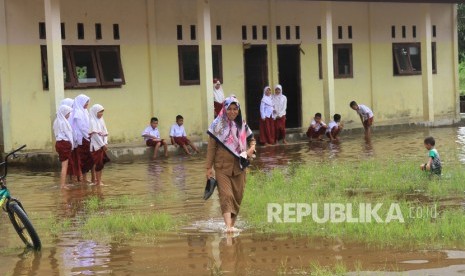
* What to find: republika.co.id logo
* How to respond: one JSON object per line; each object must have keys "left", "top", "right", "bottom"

{"left": 267, "top": 203, "right": 437, "bottom": 223}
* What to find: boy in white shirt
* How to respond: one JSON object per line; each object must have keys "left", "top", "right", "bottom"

{"left": 142, "top": 117, "right": 168, "bottom": 159}
{"left": 350, "top": 100, "right": 374, "bottom": 139}
{"left": 326, "top": 114, "right": 344, "bottom": 142}
{"left": 306, "top": 112, "right": 327, "bottom": 141}
{"left": 170, "top": 115, "right": 200, "bottom": 155}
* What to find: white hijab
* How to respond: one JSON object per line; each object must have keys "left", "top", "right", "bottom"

{"left": 89, "top": 104, "right": 108, "bottom": 145}
{"left": 70, "top": 94, "right": 90, "bottom": 145}
{"left": 60, "top": 98, "right": 74, "bottom": 107}
{"left": 261, "top": 86, "right": 273, "bottom": 106}
{"left": 272, "top": 84, "right": 286, "bottom": 117}
{"left": 53, "top": 105, "right": 74, "bottom": 148}
{"left": 213, "top": 82, "right": 225, "bottom": 103}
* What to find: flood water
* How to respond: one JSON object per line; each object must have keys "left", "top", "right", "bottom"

{"left": 1, "top": 125, "right": 465, "bottom": 275}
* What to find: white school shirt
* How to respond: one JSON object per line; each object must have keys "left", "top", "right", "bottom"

{"left": 272, "top": 94, "right": 287, "bottom": 118}
{"left": 311, "top": 119, "right": 327, "bottom": 132}
{"left": 357, "top": 104, "right": 374, "bottom": 121}
{"left": 260, "top": 100, "right": 274, "bottom": 119}
{"left": 170, "top": 124, "right": 187, "bottom": 137}
{"left": 326, "top": 121, "right": 338, "bottom": 134}
{"left": 142, "top": 126, "right": 161, "bottom": 141}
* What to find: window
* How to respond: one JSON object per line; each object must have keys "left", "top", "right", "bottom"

{"left": 432, "top": 42, "right": 437, "bottom": 74}
{"left": 392, "top": 43, "right": 421, "bottom": 75}
{"left": 252, "top": 25, "right": 257, "bottom": 40}
{"left": 212, "top": 45, "right": 223, "bottom": 83}
{"left": 276, "top": 26, "right": 281, "bottom": 40}
{"left": 40, "top": 45, "right": 125, "bottom": 89}
{"left": 318, "top": 44, "right": 322, "bottom": 79}
{"left": 242, "top": 25, "right": 247, "bottom": 40}
{"left": 178, "top": 45, "right": 200, "bottom": 85}
{"left": 177, "top": 25, "right": 183, "bottom": 40}
{"left": 77, "top": 23, "right": 84, "bottom": 40}
{"left": 216, "top": 25, "right": 222, "bottom": 40}
{"left": 262, "top": 26, "right": 267, "bottom": 40}
{"left": 333, "top": 44, "right": 353, "bottom": 78}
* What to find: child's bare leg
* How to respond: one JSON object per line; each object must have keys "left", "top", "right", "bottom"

{"left": 153, "top": 142, "right": 161, "bottom": 158}
{"left": 91, "top": 167, "right": 96, "bottom": 183}
{"left": 182, "top": 145, "right": 191, "bottom": 155}
{"left": 163, "top": 143, "right": 168, "bottom": 157}
{"left": 189, "top": 141, "right": 200, "bottom": 153}
{"left": 60, "top": 160, "right": 70, "bottom": 188}
{"left": 95, "top": 170, "right": 102, "bottom": 185}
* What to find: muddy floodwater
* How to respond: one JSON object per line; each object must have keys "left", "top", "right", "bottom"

{"left": 1, "top": 126, "right": 465, "bottom": 275}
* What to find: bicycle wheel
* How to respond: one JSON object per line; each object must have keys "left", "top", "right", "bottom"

{"left": 7, "top": 202, "right": 41, "bottom": 250}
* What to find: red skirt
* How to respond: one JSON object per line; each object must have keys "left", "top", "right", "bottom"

{"left": 214, "top": 101, "right": 223, "bottom": 117}
{"left": 259, "top": 117, "right": 275, "bottom": 144}
{"left": 173, "top": 136, "right": 190, "bottom": 146}
{"left": 67, "top": 149, "right": 81, "bottom": 177}
{"left": 77, "top": 138, "right": 94, "bottom": 174}
{"left": 55, "top": 140, "right": 72, "bottom": 162}
{"left": 92, "top": 149, "right": 110, "bottom": 172}
{"left": 274, "top": 116, "right": 286, "bottom": 141}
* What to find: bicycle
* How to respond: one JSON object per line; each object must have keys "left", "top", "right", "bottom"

{"left": 0, "top": 145, "right": 41, "bottom": 250}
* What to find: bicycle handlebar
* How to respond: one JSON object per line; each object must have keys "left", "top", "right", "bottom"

{"left": 0, "top": 144, "right": 26, "bottom": 180}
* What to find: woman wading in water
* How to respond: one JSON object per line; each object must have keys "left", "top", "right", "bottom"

{"left": 206, "top": 96, "right": 256, "bottom": 233}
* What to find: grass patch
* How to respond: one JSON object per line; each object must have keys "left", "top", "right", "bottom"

{"left": 82, "top": 212, "right": 181, "bottom": 242}
{"left": 242, "top": 160, "right": 465, "bottom": 249}
{"left": 81, "top": 195, "right": 184, "bottom": 242}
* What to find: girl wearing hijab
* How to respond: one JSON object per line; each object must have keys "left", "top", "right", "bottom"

{"left": 70, "top": 94, "right": 94, "bottom": 183}
{"left": 272, "top": 84, "right": 288, "bottom": 144}
{"left": 206, "top": 95, "right": 256, "bottom": 233}
{"left": 259, "top": 86, "right": 275, "bottom": 146}
{"left": 89, "top": 104, "right": 110, "bottom": 186}
{"left": 213, "top": 78, "right": 225, "bottom": 117}
{"left": 60, "top": 98, "right": 74, "bottom": 107}
{"left": 53, "top": 105, "right": 74, "bottom": 189}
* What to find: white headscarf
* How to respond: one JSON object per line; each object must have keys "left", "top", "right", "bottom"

{"left": 70, "top": 94, "right": 90, "bottom": 145}
{"left": 272, "top": 84, "right": 287, "bottom": 118}
{"left": 53, "top": 105, "right": 74, "bottom": 148}
{"left": 213, "top": 81, "right": 225, "bottom": 103}
{"left": 60, "top": 98, "right": 74, "bottom": 107}
{"left": 89, "top": 104, "right": 108, "bottom": 151}
{"left": 261, "top": 86, "right": 273, "bottom": 106}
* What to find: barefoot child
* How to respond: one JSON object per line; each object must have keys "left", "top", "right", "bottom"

{"left": 142, "top": 117, "right": 168, "bottom": 159}
{"left": 170, "top": 115, "right": 200, "bottom": 155}
{"left": 420, "top": 136, "right": 442, "bottom": 176}
{"left": 326, "top": 114, "right": 343, "bottom": 142}
{"left": 306, "top": 113, "right": 327, "bottom": 141}
{"left": 53, "top": 105, "right": 74, "bottom": 189}
{"left": 89, "top": 104, "right": 110, "bottom": 185}
{"left": 350, "top": 101, "right": 374, "bottom": 139}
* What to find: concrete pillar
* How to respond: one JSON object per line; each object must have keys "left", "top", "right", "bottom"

{"left": 268, "top": 0, "right": 278, "bottom": 87}
{"left": 197, "top": 0, "right": 214, "bottom": 137}
{"left": 452, "top": 4, "right": 460, "bottom": 120}
{"left": 321, "top": 2, "right": 335, "bottom": 121}
{"left": 0, "top": 0, "right": 11, "bottom": 151}
{"left": 44, "top": 0, "right": 65, "bottom": 120}
{"left": 421, "top": 4, "right": 434, "bottom": 123}
{"left": 146, "top": 0, "right": 160, "bottom": 117}
{"left": 367, "top": 3, "right": 375, "bottom": 116}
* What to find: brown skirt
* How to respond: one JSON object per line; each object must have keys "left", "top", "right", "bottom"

{"left": 216, "top": 170, "right": 246, "bottom": 217}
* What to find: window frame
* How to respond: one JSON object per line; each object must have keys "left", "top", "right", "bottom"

{"left": 212, "top": 45, "right": 223, "bottom": 83}
{"left": 392, "top": 42, "right": 421, "bottom": 76}
{"left": 178, "top": 45, "right": 200, "bottom": 86}
{"left": 41, "top": 45, "right": 125, "bottom": 89}
{"left": 333, "top": 43, "right": 353, "bottom": 79}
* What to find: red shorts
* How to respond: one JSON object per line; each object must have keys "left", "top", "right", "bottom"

{"left": 146, "top": 139, "right": 166, "bottom": 147}
{"left": 306, "top": 127, "right": 326, "bottom": 139}
{"left": 55, "top": 140, "right": 72, "bottom": 162}
{"left": 173, "top": 136, "right": 190, "bottom": 146}
{"left": 363, "top": 117, "right": 374, "bottom": 128}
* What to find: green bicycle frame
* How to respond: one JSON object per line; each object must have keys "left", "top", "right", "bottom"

{"left": 0, "top": 188, "right": 9, "bottom": 208}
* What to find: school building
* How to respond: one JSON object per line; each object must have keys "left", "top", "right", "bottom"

{"left": 0, "top": 0, "right": 463, "bottom": 151}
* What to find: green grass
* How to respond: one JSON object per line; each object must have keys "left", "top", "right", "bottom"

{"left": 242, "top": 160, "right": 465, "bottom": 249}
{"left": 460, "top": 60, "right": 465, "bottom": 95}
